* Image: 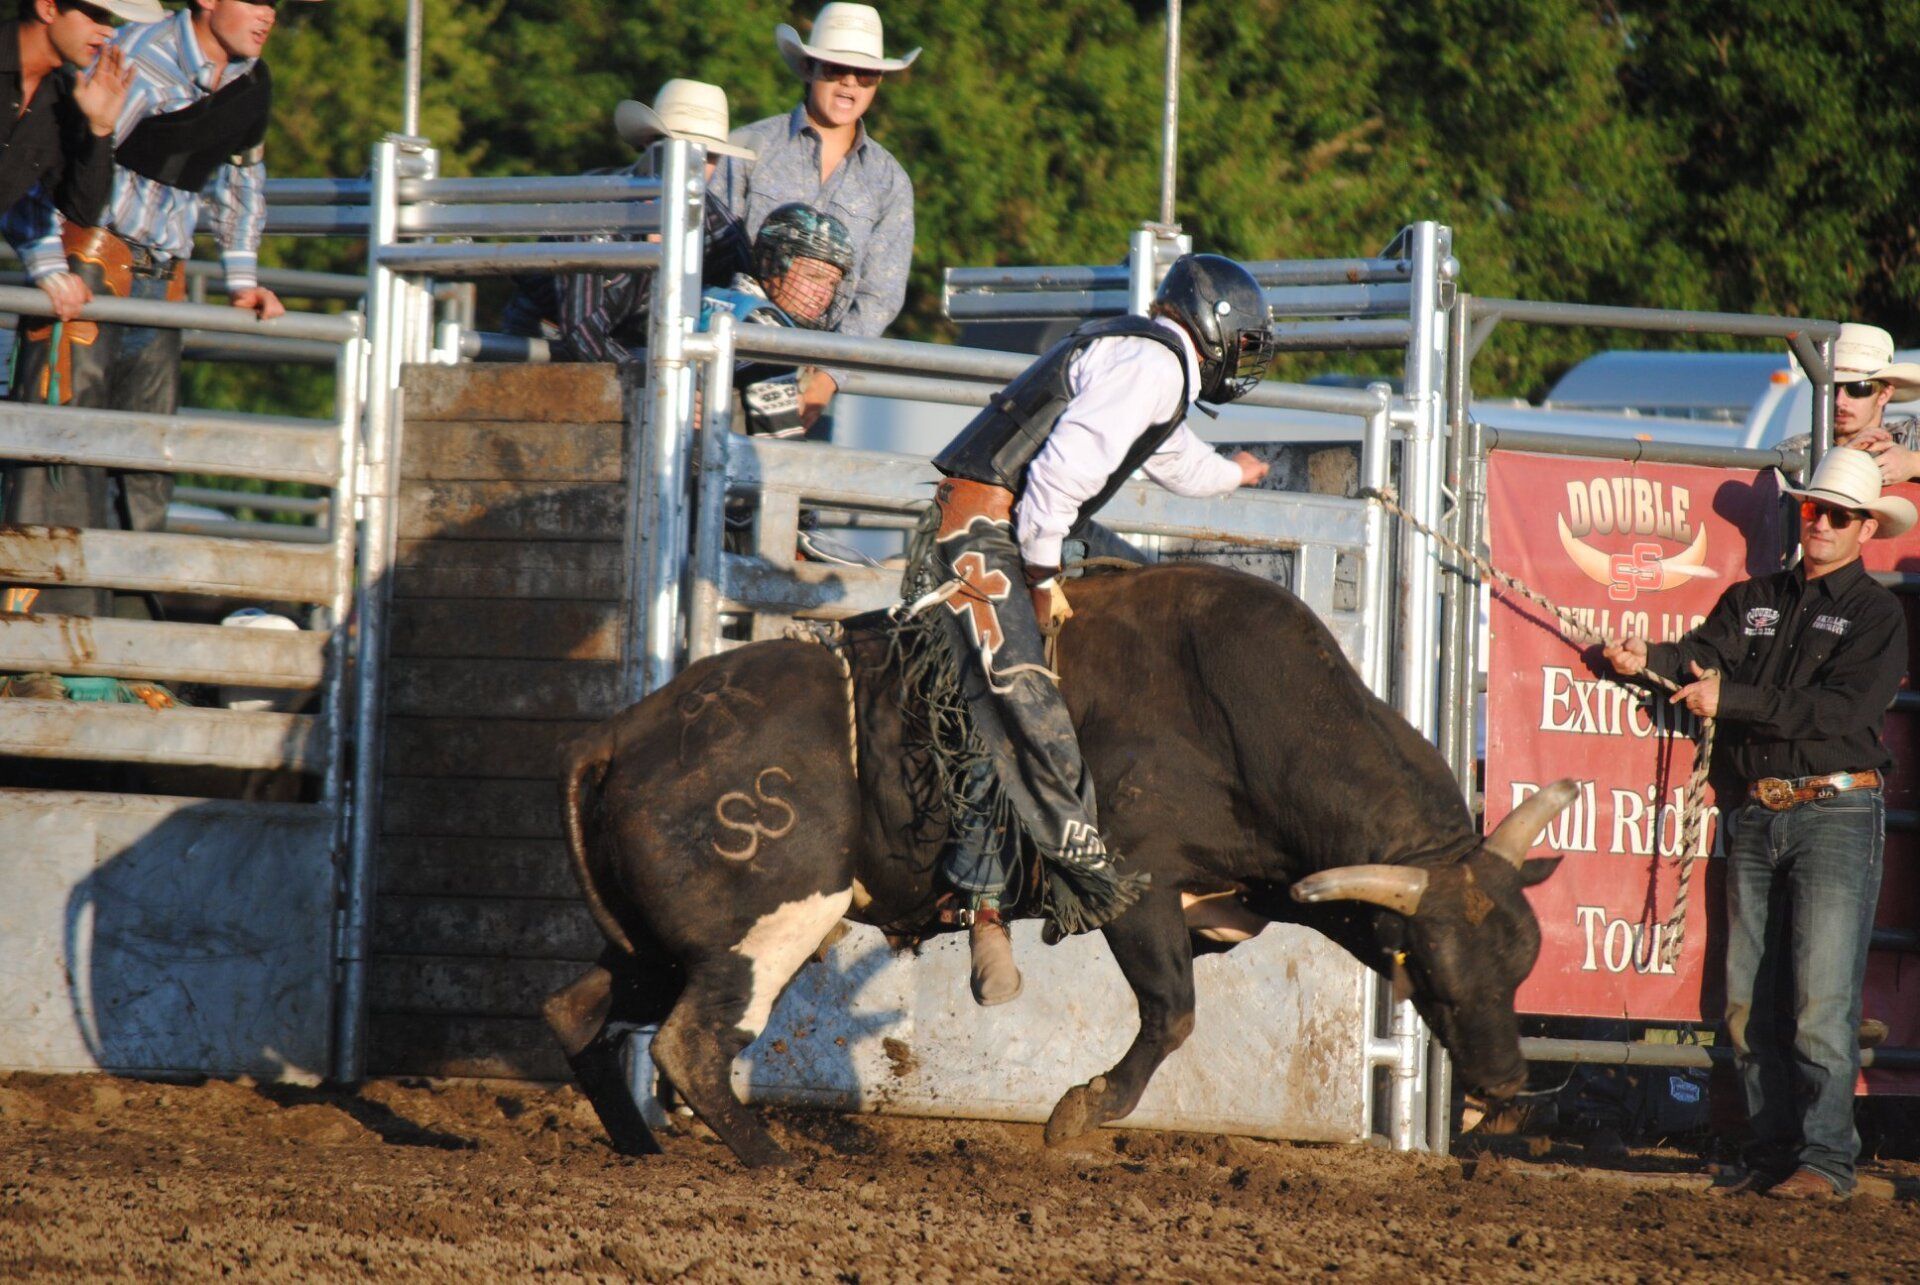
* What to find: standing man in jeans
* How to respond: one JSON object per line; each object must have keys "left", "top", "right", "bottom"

{"left": 1604, "top": 448, "right": 1911, "bottom": 1200}
{"left": 1, "top": 0, "right": 304, "bottom": 635}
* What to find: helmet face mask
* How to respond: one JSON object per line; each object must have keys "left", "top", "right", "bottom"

{"left": 751, "top": 203, "right": 856, "bottom": 330}
{"left": 1150, "top": 254, "right": 1275, "bottom": 403}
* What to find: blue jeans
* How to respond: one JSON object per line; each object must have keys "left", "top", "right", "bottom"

{"left": 1723, "top": 790, "right": 1884, "bottom": 1193}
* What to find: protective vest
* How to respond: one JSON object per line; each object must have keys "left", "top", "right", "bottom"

{"left": 115, "top": 64, "right": 272, "bottom": 193}
{"left": 933, "top": 315, "right": 1191, "bottom": 529}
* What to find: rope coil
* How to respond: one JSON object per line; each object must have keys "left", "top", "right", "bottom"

{"left": 1363, "top": 484, "right": 1714, "bottom": 969}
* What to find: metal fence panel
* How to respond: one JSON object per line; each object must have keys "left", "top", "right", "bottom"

{"left": 0, "top": 790, "right": 335, "bottom": 1081}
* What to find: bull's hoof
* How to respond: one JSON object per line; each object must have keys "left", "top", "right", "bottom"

{"left": 605, "top": 1123, "right": 664, "bottom": 1157}
{"left": 1044, "top": 1082, "right": 1102, "bottom": 1146}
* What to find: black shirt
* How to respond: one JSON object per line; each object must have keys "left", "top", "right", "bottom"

{"left": 1646, "top": 557, "right": 1907, "bottom": 783}
{"left": 0, "top": 22, "right": 113, "bottom": 225}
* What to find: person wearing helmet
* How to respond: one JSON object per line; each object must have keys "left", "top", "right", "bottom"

{"left": 909, "top": 253, "right": 1275, "bottom": 1005}
{"left": 700, "top": 202, "right": 856, "bottom": 438}
{"left": 712, "top": 4, "right": 919, "bottom": 430}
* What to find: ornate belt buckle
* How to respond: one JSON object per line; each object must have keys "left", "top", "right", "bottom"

{"left": 1756, "top": 778, "right": 1798, "bottom": 811}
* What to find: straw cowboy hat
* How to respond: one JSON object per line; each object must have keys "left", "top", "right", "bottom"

{"left": 93, "top": 0, "right": 167, "bottom": 21}
{"left": 1833, "top": 323, "right": 1920, "bottom": 395}
{"left": 776, "top": 3, "right": 921, "bottom": 79}
{"left": 614, "top": 80, "right": 757, "bottom": 160}
{"left": 1783, "top": 447, "right": 1917, "bottom": 539}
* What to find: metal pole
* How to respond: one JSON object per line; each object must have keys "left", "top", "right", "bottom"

{"left": 1811, "top": 334, "right": 1836, "bottom": 472}
{"left": 1360, "top": 385, "right": 1393, "bottom": 696}
{"left": 401, "top": 0, "right": 424, "bottom": 137}
{"left": 688, "top": 313, "right": 737, "bottom": 663}
{"left": 1390, "top": 221, "right": 1450, "bottom": 1153}
{"left": 319, "top": 334, "right": 365, "bottom": 819}
{"left": 1158, "top": 0, "right": 1180, "bottom": 228}
{"left": 1128, "top": 229, "right": 1158, "bottom": 317}
{"left": 631, "top": 139, "right": 705, "bottom": 698}
{"left": 336, "top": 138, "right": 401, "bottom": 1085}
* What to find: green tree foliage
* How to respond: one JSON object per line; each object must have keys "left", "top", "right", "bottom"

{"left": 1619, "top": 0, "right": 1920, "bottom": 342}
{"left": 219, "top": 0, "right": 1917, "bottom": 414}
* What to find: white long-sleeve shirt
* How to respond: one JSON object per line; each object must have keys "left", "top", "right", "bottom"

{"left": 1015, "top": 317, "right": 1244, "bottom": 569}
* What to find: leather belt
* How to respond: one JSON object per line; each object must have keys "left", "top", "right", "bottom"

{"left": 1748, "top": 769, "right": 1882, "bottom": 811}
{"left": 933, "top": 477, "right": 1015, "bottom": 540}
{"left": 120, "top": 238, "right": 171, "bottom": 276}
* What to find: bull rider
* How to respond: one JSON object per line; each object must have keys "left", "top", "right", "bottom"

{"left": 908, "top": 253, "right": 1275, "bottom": 1005}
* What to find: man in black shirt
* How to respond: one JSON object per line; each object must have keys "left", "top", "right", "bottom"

{"left": 0, "top": 0, "right": 152, "bottom": 320}
{"left": 1605, "top": 447, "right": 1912, "bottom": 1201}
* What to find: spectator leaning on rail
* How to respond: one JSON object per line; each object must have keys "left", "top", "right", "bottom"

{"left": 0, "top": 0, "right": 154, "bottom": 320}
{"left": 907, "top": 254, "right": 1275, "bottom": 1006}
{"left": 535, "top": 79, "right": 758, "bottom": 364}
{"left": 0, "top": 0, "right": 313, "bottom": 650}
{"left": 712, "top": 2, "right": 917, "bottom": 432}
{"left": 1604, "top": 447, "right": 1911, "bottom": 1202}
{"left": 1797, "top": 324, "right": 1920, "bottom": 484}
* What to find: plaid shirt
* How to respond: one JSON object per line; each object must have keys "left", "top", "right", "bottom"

{"left": 2, "top": 9, "right": 266, "bottom": 289}
{"left": 712, "top": 106, "right": 914, "bottom": 346}
{"left": 551, "top": 163, "right": 750, "bottom": 364}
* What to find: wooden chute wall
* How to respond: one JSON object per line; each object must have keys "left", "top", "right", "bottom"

{"left": 369, "top": 364, "right": 633, "bottom": 1080}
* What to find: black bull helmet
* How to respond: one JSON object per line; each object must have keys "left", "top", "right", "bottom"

{"left": 1289, "top": 780, "right": 1578, "bottom": 1099}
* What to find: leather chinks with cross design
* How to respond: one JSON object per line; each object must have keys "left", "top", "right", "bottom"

{"left": 1748, "top": 769, "right": 1882, "bottom": 811}
{"left": 917, "top": 478, "right": 1147, "bottom": 936}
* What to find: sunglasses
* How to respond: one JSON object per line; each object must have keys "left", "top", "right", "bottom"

{"left": 813, "top": 61, "right": 882, "bottom": 87}
{"left": 1800, "top": 499, "right": 1868, "bottom": 529}
{"left": 1839, "top": 380, "right": 1885, "bottom": 400}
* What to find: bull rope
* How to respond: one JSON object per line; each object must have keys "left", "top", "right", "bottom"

{"left": 1362, "top": 485, "right": 1715, "bottom": 969}
{"left": 783, "top": 621, "right": 860, "bottom": 780}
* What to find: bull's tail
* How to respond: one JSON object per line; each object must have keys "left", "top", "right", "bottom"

{"left": 558, "top": 725, "right": 636, "bottom": 955}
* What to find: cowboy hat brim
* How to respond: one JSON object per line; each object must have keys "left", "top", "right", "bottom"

{"left": 97, "top": 0, "right": 168, "bottom": 21}
{"left": 613, "top": 100, "right": 758, "bottom": 160}
{"left": 1782, "top": 481, "right": 1918, "bottom": 539}
{"left": 775, "top": 23, "right": 920, "bottom": 79}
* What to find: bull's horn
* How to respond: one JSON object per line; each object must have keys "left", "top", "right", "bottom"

{"left": 1290, "top": 866, "right": 1429, "bottom": 916}
{"left": 1484, "top": 779, "right": 1580, "bottom": 868}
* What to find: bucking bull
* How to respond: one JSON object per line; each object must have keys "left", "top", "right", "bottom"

{"left": 546, "top": 561, "right": 1574, "bottom": 1167}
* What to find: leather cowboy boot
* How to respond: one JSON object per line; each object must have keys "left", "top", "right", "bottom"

{"left": 968, "top": 902, "right": 1023, "bottom": 1007}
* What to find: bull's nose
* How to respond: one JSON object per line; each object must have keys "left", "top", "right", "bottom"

{"left": 1477, "top": 1069, "right": 1529, "bottom": 1101}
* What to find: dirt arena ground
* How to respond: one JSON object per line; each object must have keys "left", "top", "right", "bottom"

{"left": 4, "top": 1073, "right": 1919, "bottom": 1282}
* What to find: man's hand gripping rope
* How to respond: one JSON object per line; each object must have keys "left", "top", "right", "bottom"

{"left": 1361, "top": 484, "right": 1715, "bottom": 969}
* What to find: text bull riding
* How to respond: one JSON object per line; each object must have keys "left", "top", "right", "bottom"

{"left": 546, "top": 256, "right": 1575, "bottom": 1167}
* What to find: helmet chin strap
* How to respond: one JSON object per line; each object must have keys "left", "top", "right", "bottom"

{"left": 1191, "top": 400, "right": 1221, "bottom": 420}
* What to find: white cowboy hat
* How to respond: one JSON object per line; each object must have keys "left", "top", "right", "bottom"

{"left": 1782, "top": 447, "right": 1917, "bottom": 539}
{"left": 776, "top": 3, "right": 920, "bottom": 79}
{"left": 93, "top": 0, "right": 167, "bottom": 22}
{"left": 614, "top": 80, "right": 757, "bottom": 160}
{"left": 1832, "top": 322, "right": 1920, "bottom": 394}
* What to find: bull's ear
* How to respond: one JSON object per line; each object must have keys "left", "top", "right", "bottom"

{"left": 1518, "top": 856, "right": 1563, "bottom": 888}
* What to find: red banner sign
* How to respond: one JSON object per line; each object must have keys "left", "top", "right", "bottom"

{"left": 1484, "top": 452, "right": 1783, "bottom": 1021}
